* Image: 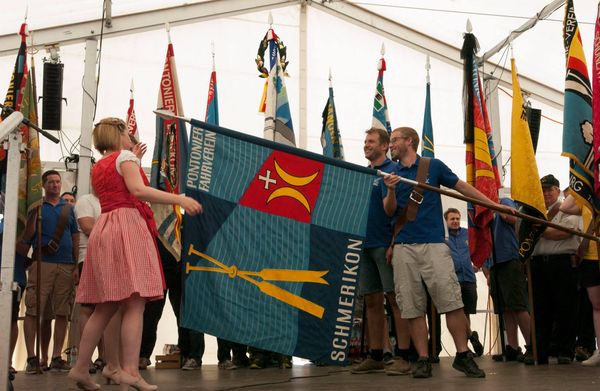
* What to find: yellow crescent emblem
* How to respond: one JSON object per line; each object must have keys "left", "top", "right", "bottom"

{"left": 267, "top": 160, "right": 319, "bottom": 213}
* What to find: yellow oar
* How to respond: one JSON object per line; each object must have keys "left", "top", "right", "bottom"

{"left": 240, "top": 269, "right": 329, "bottom": 284}
{"left": 237, "top": 273, "right": 325, "bottom": 319}
{"left": 187, "top": 245, "right": 329, "bottom": 284}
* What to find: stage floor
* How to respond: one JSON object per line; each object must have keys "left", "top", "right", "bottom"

{"left": 11, "top": 357, "right": 600, "bottom": 390}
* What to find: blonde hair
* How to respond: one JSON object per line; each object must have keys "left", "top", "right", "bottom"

{"left": 93, "top": 117, "right": 127, "bottom": 154}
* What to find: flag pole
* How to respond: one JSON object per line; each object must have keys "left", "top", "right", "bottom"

{"left": 489, "top": 225, "right": 507, "bottom": 360}
{"left": 525, "top": 259, "right": 539, "bottom": 364}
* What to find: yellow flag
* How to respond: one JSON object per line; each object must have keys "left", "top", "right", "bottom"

{"left": 510, "top": 57, "right": 547, "bottom": 261}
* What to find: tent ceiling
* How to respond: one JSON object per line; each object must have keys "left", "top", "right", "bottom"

{"left": 1, "top": 0, "right": 594, "bottom": 110}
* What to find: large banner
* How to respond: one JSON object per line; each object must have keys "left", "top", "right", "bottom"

{"left": 181, "top": 120, "right": 375, "bottom": 365}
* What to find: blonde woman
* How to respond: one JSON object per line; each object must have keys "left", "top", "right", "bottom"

{"left": 68, "top": 117, "right": 201, "bottom": 390}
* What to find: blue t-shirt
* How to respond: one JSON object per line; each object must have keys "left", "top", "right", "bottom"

{"left": 0, "top": 220, "right": 27, "bottom": 287}
{"left": 446, "top": 227, "right": 476, "bottom": 284}
{"left": 34, "top": 199, "right": 78, "bottom": 264}
{"left": 491, "top": 197, "right": 518, "bottom": 264}
{"left": 364, "top": 159, "right": 397, "bottom": 249}
{"left": 383, "top": 156, "right": 459, "bottom": 244}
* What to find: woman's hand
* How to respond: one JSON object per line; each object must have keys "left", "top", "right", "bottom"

{"left": 132, "top": 142, "right": 148, "bottom": 160}
{"left": 180, "top": 196, "right": 203, "bottom": 216}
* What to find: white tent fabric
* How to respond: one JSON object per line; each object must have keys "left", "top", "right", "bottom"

{"left": 0, "top": 0, "right": 596, "bottom": 187}
{"left": 0, "top": 0, "right": 597, "bottom": 368}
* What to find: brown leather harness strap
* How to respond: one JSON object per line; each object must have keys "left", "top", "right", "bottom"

{"left": 41, "top": 203, "right": 72, "bottom": 256}
{"left": 389, "top": 157, "right": 431, "bottom": 249}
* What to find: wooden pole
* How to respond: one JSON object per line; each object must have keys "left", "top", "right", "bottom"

{"left": 525, "top": 260, "right": 538, "bottom": 365}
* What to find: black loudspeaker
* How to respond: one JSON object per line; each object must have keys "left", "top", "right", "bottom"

{"left": 42, "top": 62, "right": 64, "bottom": 130}
{"left": 526, "top": 107, "right": 542, "bottom": 154}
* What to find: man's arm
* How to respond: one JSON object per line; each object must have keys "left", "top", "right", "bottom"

{"left": 453, "top": 180, "right": 514, "bottom": 215}
{"left": 77, "top": 217, "right": 95, "bottom": 237}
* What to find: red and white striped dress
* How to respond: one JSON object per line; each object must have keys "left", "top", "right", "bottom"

{"left": 76, "top": 150, "right": 164, "bottom": 304}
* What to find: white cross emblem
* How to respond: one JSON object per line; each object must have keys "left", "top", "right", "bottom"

{"left": 259, "top": 169, "right": 277, "bottom": 190}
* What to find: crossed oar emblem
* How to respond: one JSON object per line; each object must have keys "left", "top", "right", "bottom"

{"left": 186, "top": 244, "right": 329, "bottom": 319}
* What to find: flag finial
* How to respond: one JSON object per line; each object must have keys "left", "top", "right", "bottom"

{"left": 211, "top": 41, "right": 215, "bottom": 71}
{"left": 329, "top": 67, "right": 332, "bottom": 88}
{"left": 24, "top": 5, "right": 28, "bottom": 23}
{"left": 425, "top": 55, "right": 431, "bottom": 84}
{"left": 130, "top": 78, "right": 134, "bottom": 94}
{"left": 466, "top": 19, "right": 473, "bottom": 33}
{"left": 268, "top": 12, "right": 273, "bottom": 27}
{"left": 165, "top": 22, "right": 172, "bottom": 43}
{"left": 509, "top": 41, "right": 514, "bottom": 59}
{"left": 380, "top": 42, "right": 385, "bottom": 56}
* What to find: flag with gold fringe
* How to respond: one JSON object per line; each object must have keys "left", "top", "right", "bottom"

{"left": 150, "top": 30, "right": 189, "bottom": 260}
{"left": 421, "top": 80, "right": 434, "bottom": 158}
{"left": 510, "top": 57, "right": 547, "bottom": 261}
{"left": 592, "top": 2, "right": 600, "bottom": 199}
{"left": 0, "top": 23, "right": 41, "bottom": 238}
{"left": 461, "top": 31, "right": 501, "bottom": 268}
{"left": 321, "top": 85, "right": 344, "bottom": 160}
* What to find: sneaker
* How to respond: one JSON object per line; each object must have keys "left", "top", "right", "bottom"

{"left": 49, "top": 356, "right": 71, "bottom": 372}
{"left": 452, "top": 352, "right": 485, "bottom": 378}
{"left": 412, "top": 358, "right": 432, "bottom": 378}
{"left": 182, "top": 358, "right": 201, "bottom": 370}
{"left": 249, "top": 356, "right": 265, "bottom": 369}
{"left": 280, "top": 355, "right": 292, "bottom": 369}
{"left": 138, "top": 357, "right": 151, "bottom": 370}
{"left": 575, "top": 346, "right": 592, "bottom": 362}
{"left": 383, "top": 352, "right": 394, "bottom": 365}
{"left": 492, "top": 345, "right": 522, "bottom": 362}
{"left": 582, "top": 349, "right": 600, "bottom": 366}
{"left": 232, "top": 356, "right": 250, "bottom": 368}
{"left": 469, "top": 331, "right": 484, "bottom": 357}
{"left": 385, "top": 358, "right": 411, "bottom": 376}
{"left": 350, "top": 358, "right": 385, "bottom": 374}
{"left": 557, "top": 355, "right": 572, "bottom": 365}
{"left": 39, "top": 360, "right": 50, "bottom": 372}
{"left": 218, "top": 360, "right": 237, "bottom": 370}
{"left": 9, "top": 366, "right": 17, "bottom": 375}
{"left": 428, "top": 355, "right": 440, "bottom": 364}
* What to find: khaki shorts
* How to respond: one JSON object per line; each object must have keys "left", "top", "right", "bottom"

{"left": 25, "top": 262, "right": 76, "bottom": 318}
{"left": 392, "top": 243, "right": 464, "bottom": 319}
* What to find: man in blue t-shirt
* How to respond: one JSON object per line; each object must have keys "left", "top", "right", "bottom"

{"left": 382, "top": 127, "right": 512, "bottom": 379}
{"left": 21, "top": 170, "right": 79, "bottom": 374}
{"left": 351, "top": 128, "right": 410, "bottom": 376}
{"left": 444, "top": 208, "right": 483, "bottom": 357}
{"left": 482, "top": 197, "right": 531, "bottom": 363}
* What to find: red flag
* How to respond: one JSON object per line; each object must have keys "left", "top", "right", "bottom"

{"left": 126, "top": 79, "right": 138, "bottom": 141}
{"left": 461, "top": 32, "right": 500, "bottom": 268}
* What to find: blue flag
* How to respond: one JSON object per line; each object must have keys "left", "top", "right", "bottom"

{"left": 321, "top": 86, "right": 344, "bottom": 160}
{"left": 561, "top": 0, "right": 597, "bottom": 213}
{"left": 181, "top": 119, "right": 375, "bottom": 365}
{"left": 421, "top": 82, "right": 435, "bottom": 158}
